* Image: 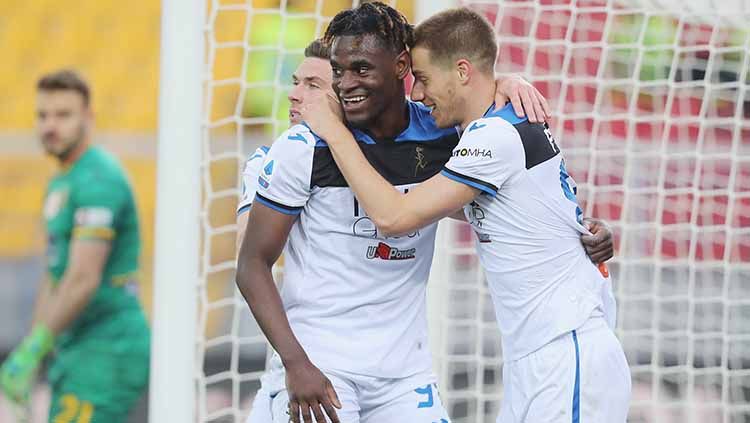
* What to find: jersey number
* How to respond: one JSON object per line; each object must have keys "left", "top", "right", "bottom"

{"left": 544, "top": 126, "right": 560, "bottom": 154}
{"left": 53, "top": 394, "right": 94, "bottom": 423}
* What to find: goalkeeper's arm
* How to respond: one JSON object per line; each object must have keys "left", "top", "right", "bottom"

{"left": 41, "top": 239, "right": 111, "bottom": 335}
{"left": 1, "top": 239, "right": 110, "bottom": 405}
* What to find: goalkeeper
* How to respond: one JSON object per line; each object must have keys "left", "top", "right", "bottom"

{"left": 0, "top": 70, "right": 150, "bottom": 423}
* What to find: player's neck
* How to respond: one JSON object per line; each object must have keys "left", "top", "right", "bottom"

{"left": 59, "top": 138, "right": 90, "bottom": 168}
{"left": 460, "top": 79, "right": 496, "bottom": 130}
{"left": 365, "top": 98, "right": 410, "bottom": 140}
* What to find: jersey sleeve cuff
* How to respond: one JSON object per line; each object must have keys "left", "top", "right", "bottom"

{"left": 441, "top": 168, "right": 498, "bottom": 197}
{"left": 254, "top": 193, "right": 303, "bottom": 215}
{"left": 236, "top": 203, "right": 252, "bottom": 216}
{"left": 72, "top": 226, "right": 115, "bottom": 240}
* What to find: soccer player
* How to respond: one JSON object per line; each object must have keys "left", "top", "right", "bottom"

{"left": 236, "top": 5, "right": 614, "bottom": 423}
{"left": 0, "top": 70, "right": 150, "bottom": 423}
{"left": 302, "top": 8, "right": 630, "bottom": 423}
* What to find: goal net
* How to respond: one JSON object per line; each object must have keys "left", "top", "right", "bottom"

{"left": 165, "top": 0, "right": 750, "bottom": 422}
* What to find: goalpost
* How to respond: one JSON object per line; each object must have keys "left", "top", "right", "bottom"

{"left": 153, "top": 1, "right": 749, "bottom": 422}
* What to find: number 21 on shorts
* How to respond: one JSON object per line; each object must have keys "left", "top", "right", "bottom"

{"left": 53, "top": 394, "right": 94, "bottom": 423}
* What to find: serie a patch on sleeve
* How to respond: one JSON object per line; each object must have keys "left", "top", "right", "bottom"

{"left": 74, "top": 207, "right": 114, "bottom": 228}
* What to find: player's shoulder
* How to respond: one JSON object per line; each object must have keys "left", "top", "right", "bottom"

{"left": 465, "top": 103, "right": 525, "bottom": 135}
{"left": 72, "top": 146, "right": 129, "bottom": 188}
{"left": 272, "top": 123, "right": 323, "bottom": 151}
{"left": 398, "top": 100, "right": 458, "bottom": 142}
{"left": 243, "top": 145, "right": 270, "bottom": 170}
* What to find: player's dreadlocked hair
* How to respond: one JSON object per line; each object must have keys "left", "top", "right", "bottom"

{"left": 324, "top": 2, "right": 414, "bottom": 54}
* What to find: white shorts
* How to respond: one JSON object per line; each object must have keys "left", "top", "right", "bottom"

{"left": 498, "top": 316, "right": 631, "bottom": 423}
{"left": 246, "top": 354, "right": 450, "bottom": 423}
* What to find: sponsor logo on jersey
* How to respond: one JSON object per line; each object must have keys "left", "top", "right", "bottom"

{"left": 452, "top": 148, "right": 493, "bottom": 158}
{"left": 43, "top": 188, "right": 68, "bottom": 220}
{"left": 74, "top": 207, "right": 113, "bottom": 227}
{"left": 366, "top": 242, "right": 416, "bottom": 260}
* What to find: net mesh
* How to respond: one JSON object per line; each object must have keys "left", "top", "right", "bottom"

{"left": 197, "top": 1, "right": 750, "bottom": 422}
{"left": 431, "top": 1, "right": 750, "bottom": 422}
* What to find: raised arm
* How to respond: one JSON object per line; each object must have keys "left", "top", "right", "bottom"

{"left": 495, "top": 75, "right": 551, "bottom": 123}
{"left": 301, "top": 93, "right": 481, "bottom": 236}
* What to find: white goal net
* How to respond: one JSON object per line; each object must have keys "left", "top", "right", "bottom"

{"left": 171, "top": 0, "right": 750, "bottom": 422}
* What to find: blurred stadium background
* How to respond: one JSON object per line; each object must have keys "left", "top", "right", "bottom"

{"left": 0, "top": 0, "right": 748, "bottom": 422}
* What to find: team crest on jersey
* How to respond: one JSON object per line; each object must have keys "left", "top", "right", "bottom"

{"left": 43, "top": 188, "right": 68, "bottom": 220}
{"left": 414, "top": 145, "right": 426, "bottom": 176}
{"left": 366, "top": 242, "right": 416, "bottom": 260}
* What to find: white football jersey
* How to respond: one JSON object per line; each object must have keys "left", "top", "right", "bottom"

{"left": 253, "top": 101, "right": 459, "bottom": 377}
{"left": 443, "top": 103, "right": 607, "bottom": 361}
{"left": 237, "top": 146, "right": 269, "bottom": 215}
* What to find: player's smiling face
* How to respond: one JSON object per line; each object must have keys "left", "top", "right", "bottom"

{"left": 288, "top": 57, "right": 333, "bottom": 126}
{"left": 330, "top": 34, "right": 406, "bottom": 130}
{"left": 410, "top": 46, "right": 462, "bottom": 128}
{"left": 36, "top": 89, "right": 91, "bottom": 160}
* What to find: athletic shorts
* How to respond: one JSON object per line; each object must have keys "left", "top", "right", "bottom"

{"left": 246, "top": 354, "right": 450, "bottom": 423}
{"left": 498, "top": 316, "right": 631, "bottom": 423}
{"left": 47, "top": 343, "right": 149, "bottom": 423}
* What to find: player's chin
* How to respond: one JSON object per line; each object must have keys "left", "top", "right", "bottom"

{"left": 432, "top": 112, "right": 453, "bottom": 129}
{"left": 342, "top": 110, "right": 373, "bottom": 128}
{"left": 289, "top": 112, "right": 302, "bottom": 126}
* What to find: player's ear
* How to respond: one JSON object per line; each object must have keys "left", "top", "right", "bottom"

{"left": 395, "top": 49, "right": 411, "bottom": 80}
{"left": 456, "top": 59, "right": 471, "bottom": 85}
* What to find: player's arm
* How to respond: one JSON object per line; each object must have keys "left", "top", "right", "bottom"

{"left": 236, "top": 204, "right": 307, "bottom": 367}
{"left": 304, "top": 100, "right": 513, "bottom": 236}
{"left": 236, "top": 212, "right": 250, "bottom": 252}
{"left": 31, "top": 274, "right": 53, "bottom": 327}
{"left": 494, "top": 75, "right": 551, "bottom": 123}
{"left": 337, "top": 145, "right": 478, "bottom": 236}
{"left": 237, "top": 207, "right": 340, "bottom": 423}
{"left": 42, "top": 239, "right": 110, "bottom": 334}
{"left": 449, "top": 210, "right": 468, "bottom": 221}
{"left": 235, "top": 133, "right": 341, "bottom": 423}
{"left": 318, "top": 139, "right": 483, "bottom": 236}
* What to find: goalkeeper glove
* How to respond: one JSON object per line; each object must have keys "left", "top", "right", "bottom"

{"left": 0, "top": 325, "right": 54, "bottom": 405}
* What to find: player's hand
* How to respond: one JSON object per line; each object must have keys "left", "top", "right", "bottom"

{"left": 285, "top": 358, "right": 342, "bottom": 423}
{"left": 300, "top": 90, "right": 345, "bottom": 143}
{"left": 0, "top": 326, "right": 54, "bottom": 406}
{"left": 494, "top": 75, "right": 551, "bottom": 123}
{"left": 581, "top": 218, "right": 614, "bottom": 264}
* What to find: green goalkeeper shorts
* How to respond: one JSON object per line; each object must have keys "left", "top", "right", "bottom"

{"left": 47, "top": 339, "right": 149, "bottom": 423}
